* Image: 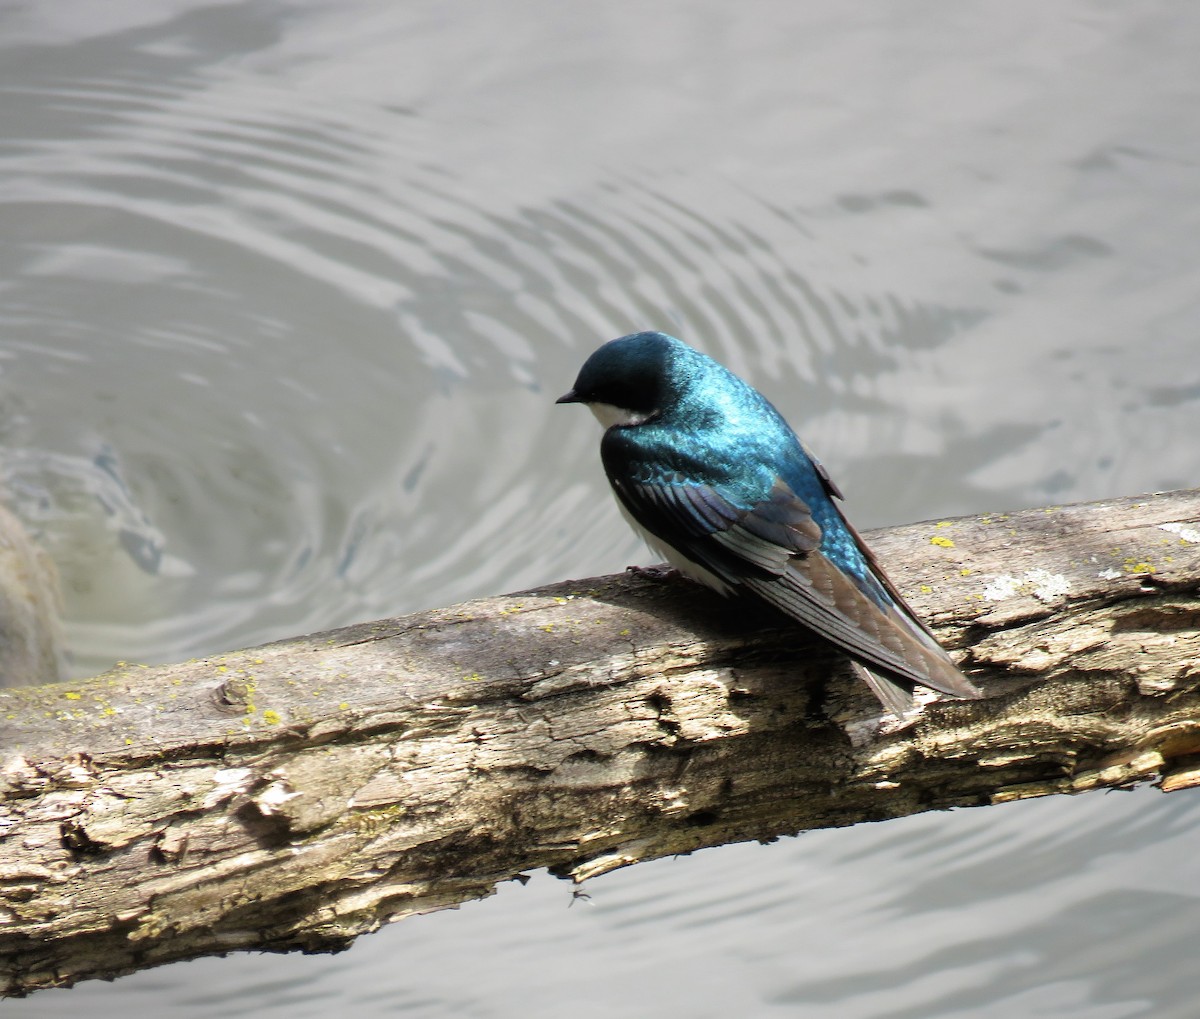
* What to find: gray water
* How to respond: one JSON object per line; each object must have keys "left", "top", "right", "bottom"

{"left": 4, "top": 2, "right": 1200, "bottom": 1016}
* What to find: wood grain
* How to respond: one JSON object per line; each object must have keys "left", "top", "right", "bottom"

{"left": 3, "top": 490, "right": 1200, "bottom": 995}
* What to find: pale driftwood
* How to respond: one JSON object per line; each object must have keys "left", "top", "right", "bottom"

{"left": 3, "top": 490, "right": 1200, "bottom": 996}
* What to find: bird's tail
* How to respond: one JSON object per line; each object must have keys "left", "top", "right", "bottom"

{"left": 850, "top": 599, "right": 981, "bottom": 716}
{"left": 851, "top": 661, "right": 916, "bottom": 717}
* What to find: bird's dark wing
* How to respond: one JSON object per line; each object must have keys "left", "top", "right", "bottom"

{"left": 610, "top": 472, "right": 822, "bottom": 575}
{"left": 610, "top": 472, "right": 979, "bottom": 703}
{"left": 805, "top": 442, "right": 945, "bottom": 648}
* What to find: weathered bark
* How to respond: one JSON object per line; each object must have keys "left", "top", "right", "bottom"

{"left": 3, "top": 489, "right": 1200, "bottom": 996}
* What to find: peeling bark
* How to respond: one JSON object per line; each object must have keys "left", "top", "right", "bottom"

{"left": 3, "top": 490, "right": 1200, "bottom": 996}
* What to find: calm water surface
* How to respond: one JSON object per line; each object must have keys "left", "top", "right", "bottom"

{"left": 4, "top": 2, "right": 1200, "bottom": 1016}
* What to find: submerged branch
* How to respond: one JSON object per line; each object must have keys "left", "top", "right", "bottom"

{"left": 3, "top": 489, "right": 1200, "bottom": 995}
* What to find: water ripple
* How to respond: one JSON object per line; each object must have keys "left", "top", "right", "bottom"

{"left": 0, "top": 65, "right": 993, "bottom": 676}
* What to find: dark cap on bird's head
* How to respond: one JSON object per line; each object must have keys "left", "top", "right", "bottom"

{"left": 556, "top": 331, "right": 680, "bottom": 414}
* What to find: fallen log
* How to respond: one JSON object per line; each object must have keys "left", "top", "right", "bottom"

{"left": 3, "top": 489, "right": 1200, "bottom": 996}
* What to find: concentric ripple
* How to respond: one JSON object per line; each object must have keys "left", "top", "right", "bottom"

{"left": 0, "top": 56, "right": 992, "bottom": 678}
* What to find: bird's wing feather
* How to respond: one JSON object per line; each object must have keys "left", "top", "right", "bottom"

{"left": 611, "top": 471, "right": 978, "bottom": 701}
{"left": 611, "top": 473, "right": 821, "bottom": 574}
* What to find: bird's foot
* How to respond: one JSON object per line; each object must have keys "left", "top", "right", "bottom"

{"left": 626, "top": 563, "right": 680, "bottom": 583}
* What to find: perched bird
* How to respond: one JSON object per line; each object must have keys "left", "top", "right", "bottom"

{"left": 557, "top": 331, "right": 980, "bottom": 716}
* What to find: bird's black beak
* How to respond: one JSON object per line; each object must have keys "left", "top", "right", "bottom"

{"left": 555, "top": 389, "right": 580, "bottom": 404}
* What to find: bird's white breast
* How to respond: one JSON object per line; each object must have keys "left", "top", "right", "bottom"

{"left": 614, "top": 496, "right": 735, "bottom": 596}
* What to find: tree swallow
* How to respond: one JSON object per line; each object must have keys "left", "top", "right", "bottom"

{"left": 557, "top": 331, "right": 981, "bottom": 716}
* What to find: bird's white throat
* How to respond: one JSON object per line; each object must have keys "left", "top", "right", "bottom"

{"left": 587, "top": 402, "right": 654, "bottom": 429}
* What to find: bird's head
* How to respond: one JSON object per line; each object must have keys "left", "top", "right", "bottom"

{"left": 556, "top": 331, "right": 685, "bottom": 428}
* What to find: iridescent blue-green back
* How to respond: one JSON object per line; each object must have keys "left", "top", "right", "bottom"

{"left": 600, "top": 332, "right": 885, "bottom": 606}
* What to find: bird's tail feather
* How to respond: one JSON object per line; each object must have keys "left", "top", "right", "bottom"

{"left": 851, "top": 661, "right": 916, "bottom": 717}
